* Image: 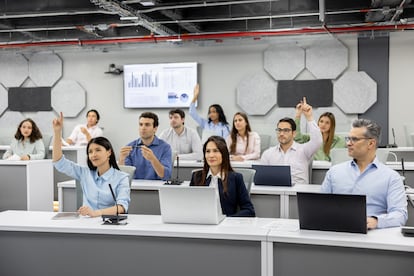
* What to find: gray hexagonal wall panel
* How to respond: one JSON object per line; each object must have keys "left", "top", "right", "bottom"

{"left": 0, "top": 85, "right": 7, "bottom": 116}
{"left": 0, "top": 53, "right": 28, "bottom": 87}
{"left": 236, "top": 72, "right": 277, "bottom": 115}
{"left": 29, "top": 53, "right": 63, "bottom": 87}
{"left": 306, "top": 39, "right": 348, "bottom": 79}
{"left": 264, "top": 44, "right": 305, "bottom": 80}
{"left": 32, "top": 111, "right": 57, "bottom": 136}
{"left": 334, "top": 71, "right": 377, "bottom": 114}
{"left": 51, "top": 80, "right": 86, "bottom": 117}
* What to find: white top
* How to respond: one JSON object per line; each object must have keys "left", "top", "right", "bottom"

{"left": 226, "top": 131, "right": 261, "bottom": 160}
{"left": 159, "top": 126, "right": 203, "bottom": 160}
{"left": 260, "top": 120, "right": 322, "bottom": 184}
{"left": 67, "top": 124, "right": 103, "bottom": 146}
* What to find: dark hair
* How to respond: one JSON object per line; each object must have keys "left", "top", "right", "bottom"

{"left": 140, "top": 112, "right": 159, "bottom": 127}
{"left": 200, "top": 136, "right": 233, "bottom": 193}
{"left": 169, "top": 109, "right": 185, "bottom": 119}
{"left": 208, "top": 104, "right": 229, "bottom": 125}
{"left": 278, "top": 117, "right": 296, "bottom": 131}
{"left": 319, "top": 112, "right": 336, "bottom": 156}
{"left": 352, "top": 118, "right": 381, "bottom": 147}
{"left": 229, "top": 112, "right": 252, "bottom": 154}
{"left": 15, "top": 118, "right": 43, "bottom": 143}
{"left": 86, "top": 137, "right": 119, "bottom": 170}
{"left": 87, "top": 109, "right": 100, "bottom": 121}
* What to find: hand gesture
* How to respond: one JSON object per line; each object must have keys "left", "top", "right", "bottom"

{"left": 52, "top": 112, "right": 64, "bottom": 132}
{"left": 300, "top": 97, "right": 313, "bottom": 121}
{"left": 295, "top": 101, "right": 303, "bottom": 118}
{"left": 119, "top": 146, "right": 133, "bottom": 164}
{"left": 141, "top": 145, "right": 156, "bottom": 162}
{"left": 192, "top": 83, "right": 200, "bottom": 102}
{"left": 80, "top": 127, "right": 89, "bottom": 136}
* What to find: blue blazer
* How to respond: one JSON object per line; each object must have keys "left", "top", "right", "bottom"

{"left": 190, "top": 171, "right": 255, "bottom": 217}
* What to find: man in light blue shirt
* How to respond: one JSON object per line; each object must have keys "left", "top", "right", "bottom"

{"left": 321, "top": 118, "right": 407, "bottom": 229}
{"left": 119, "top": 112, "right": 172, "bottom": 180}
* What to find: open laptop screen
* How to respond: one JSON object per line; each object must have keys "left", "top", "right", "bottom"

{"left": 252, "top": 164, "right": 292, "bottom": 186}
{"left": 297, "top": 192, "right": 367, "bottom": 234}
{"left": 159, "top": 186, "right": 225, "bottom": 225}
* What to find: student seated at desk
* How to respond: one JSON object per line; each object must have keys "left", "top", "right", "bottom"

{"left": 226, "top": 112, "right": 260, "bottom": 161}
{"left": 295, "top": 108, "right": 345, "bottom": 161}
{"left": 321, "top": 119, "right": 407, "bottom": 229}
{"left": 53, "top": 112, "right": 130, "bottom": 217}
{"left": 119, "top": 112, "right": 172, "bottom": 180}
{"left": 3, "top": 118, "right": 45, "bottom": 160}
{"left": 190, "top": 135, "right": 255, "bottom": 217}
{"left": 66, "top": 109, "right": 103, "bottom": 146}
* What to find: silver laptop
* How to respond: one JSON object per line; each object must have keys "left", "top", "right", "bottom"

{"left": 159, "top": 185, "right": 225, "bottom": 225}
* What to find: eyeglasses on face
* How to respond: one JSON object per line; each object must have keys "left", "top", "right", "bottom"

{"left": 344, "top": 136, "right": 372, "bottom": 143}
{"left": 276, "top": 128, "right": 292, "bottom": 133}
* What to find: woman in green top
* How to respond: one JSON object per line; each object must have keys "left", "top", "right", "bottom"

{"left": 294, "top": 109, "right": 345, "bottom": 161}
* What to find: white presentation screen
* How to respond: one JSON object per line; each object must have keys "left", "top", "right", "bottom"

{"left": 123, "top": 62, "right": 197, "bottom": 108}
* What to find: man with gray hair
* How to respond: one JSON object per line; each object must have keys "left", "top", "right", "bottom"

{"left": 321, "top": 118, "right": 407, "bottom": 229}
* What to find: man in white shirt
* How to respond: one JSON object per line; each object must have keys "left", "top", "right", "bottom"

{"left": 66, "top": 109, "right": 103, "bottom": 146}
{"left": 159, "top": 109, "right": 203, "bottom": 160}
{"left": 260, "top": 97, "right": 322, "bottom": 184}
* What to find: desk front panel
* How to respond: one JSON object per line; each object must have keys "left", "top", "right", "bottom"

{"left": 0, "top": 165, "right": 27, "bottom": 211}
{"left": 0, "top": 231, "right": 262, "bottom": 276}
{"left": 273, "top": 242, "right": 413, "bottom": 276}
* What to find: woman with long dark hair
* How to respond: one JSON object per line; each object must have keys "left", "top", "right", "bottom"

{"left": 226, "top": 112, "right": 261, "bottom": 161}
{"left": 53, "top": 112, "right": 130, "bottom": 217}
{"left": 190, "top": 136, "right": 255, "bottom": 217}
{"left": 3, "top": 118, "right": 45, "bottom": 160}
{"left": 295, "top": 110, "right": 345, "bottom": 161}
{"left": 189, "top": 84, "right": 230, "bottom": 138}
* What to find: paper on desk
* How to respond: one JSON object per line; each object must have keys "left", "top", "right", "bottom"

{"left": 262, "top": 220, "right": 299, "bottom": 232}
{"left": 52, "top": 212, "right": 80, "bottom": 220}
{"left": 7, "top": 154, "right": 21, "bottom": 161}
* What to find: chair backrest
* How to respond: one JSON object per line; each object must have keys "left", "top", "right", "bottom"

{"left": 119, "top": 165, "right": 136, "bottom": 186}
{"left": 330, "top": 148, "right": 352, "bottom": 165}
{"left": 376, "top": 148, "right": 397, "bottom": 163}
{"left": 235, "top": 168, "right": 256, "bottom": 193}
{"left": 259, "top": 134, "right": 271, "bottom": 155}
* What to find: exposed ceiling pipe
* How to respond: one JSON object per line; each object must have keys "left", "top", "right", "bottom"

{"left": 0, "top": 10, "right": 118, "bottom": 19}
{"left": 0, "top": 22, "right": 413, "bottom": 49}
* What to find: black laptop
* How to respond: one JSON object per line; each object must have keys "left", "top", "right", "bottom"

{"left": 297, "top": 192, "right": 367, "bottom": 234}
{"left": 252, "top": 164, "right": 292, "bottom": 186}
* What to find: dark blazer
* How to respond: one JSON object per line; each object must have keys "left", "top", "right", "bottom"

{"left": 190, "top": 170, "right": 255, "bottom": 217}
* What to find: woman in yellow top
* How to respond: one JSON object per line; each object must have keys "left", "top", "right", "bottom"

{"left": 294, "top": 106, "right": 345, "bottom": 161}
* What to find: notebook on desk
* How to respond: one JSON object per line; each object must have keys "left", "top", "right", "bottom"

{"left": 297, "top": 192, "right": 367, "bottom": 234}
{"left": 159, "top": 185, "right": 225, "bottom": 225}
{"left": 252, "top": 164, "right": 292, "bottom": 186}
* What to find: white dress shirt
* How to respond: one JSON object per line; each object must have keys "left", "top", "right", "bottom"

{"left": 159, "top": 126, "right": 203, "bottom": 160}
{"left": 260, "top": 120, "right": 322, "bottom": 184}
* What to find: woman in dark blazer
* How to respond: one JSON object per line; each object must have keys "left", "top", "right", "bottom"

{"left": 190, "top": 135, "right": 255, "bottom": 217}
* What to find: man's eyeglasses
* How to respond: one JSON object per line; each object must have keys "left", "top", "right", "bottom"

{"left": 276, "top": 128, "right": 292, "bottom": 134}
{"left": 344, "top": 136, "right": 372, "bottom": 143}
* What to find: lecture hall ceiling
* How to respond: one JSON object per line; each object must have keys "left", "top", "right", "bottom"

{"left": 1, "top": 0, "right": 414, "bottom": 47}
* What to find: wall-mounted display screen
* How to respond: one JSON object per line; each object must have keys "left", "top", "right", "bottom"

{"left": 123, "top": 62, "right": 197, "bottom": 108}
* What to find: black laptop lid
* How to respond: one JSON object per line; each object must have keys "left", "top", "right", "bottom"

{"left": 297, "top": 192, "right": 367, "bottom": 234}
{"left": 252, "top": 164, "right": 292, "bottom": 186}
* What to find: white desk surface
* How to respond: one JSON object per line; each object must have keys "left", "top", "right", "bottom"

{"left": 2, "top": 210, "right": 414, "bottom": 253}
{"left": 251, "top": 183, "right": 321, "bottom": 195}
{"left": 0, "top": 210, "right": 272, "bottom": 241}
{"left": 0, "top": 159, "right": 52, "bottom": 165}
{"left": 267, "top": 219, "right": 414, "bottom": 252}
{"left": 177, "top": 159, "right": 256, "bottom": 168}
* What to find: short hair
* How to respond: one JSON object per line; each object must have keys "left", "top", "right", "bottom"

{"left": 87, "top": 109, "right": 100, "bottom": 121}
{"left": 277, "top": 117, "right": 296, "bottom": 131}
{"left": 139, "top": 112, "right": 159, "bottom": 127}
{"left": 352, "top": 118, "right": 381, "bottom": 146}
{"left": 169, "top": 109, "right": 185, "bottom": 119}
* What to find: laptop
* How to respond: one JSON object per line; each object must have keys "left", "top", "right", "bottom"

{"left": 252, "top": 164, "right": 292, "bottom": 186}
{"left": 297, "top": 192, "right": 367, "bottom": 234}
{"left": 159, "top": 185, "right": 225, "bottom": 225}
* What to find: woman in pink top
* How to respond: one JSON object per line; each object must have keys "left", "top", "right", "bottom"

{"left": 226, "top": 112, "right": 261, "bottom": 161}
